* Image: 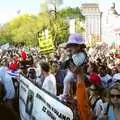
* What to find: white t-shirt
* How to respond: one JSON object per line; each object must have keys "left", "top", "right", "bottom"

{"left": 63, "top": 69, "right": 74, "bottom": 95}
{"left": 42, "top": 74, "right": 56, "bottom": 95}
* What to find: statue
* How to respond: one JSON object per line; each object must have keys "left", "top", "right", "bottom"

{"left": 108, "top": 3, "right": 119, "bottom": 16}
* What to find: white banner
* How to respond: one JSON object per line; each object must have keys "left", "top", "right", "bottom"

{"left": 19, "top": 75, "right": 73, "bottom": 120}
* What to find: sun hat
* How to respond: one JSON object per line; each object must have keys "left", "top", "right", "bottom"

{"left": 66, "top": 33, "right": 85, "bottom": 48}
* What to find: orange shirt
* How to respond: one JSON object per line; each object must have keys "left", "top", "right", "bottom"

{"left": 76, "top": 81, "right": 92, "bottom": 120}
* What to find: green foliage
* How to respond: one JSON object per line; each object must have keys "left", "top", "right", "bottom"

{"left": 49, "top": 16, "right": 69, "bottom": 46}
{"left": 58, "top": 7, "right": 85, "bottom": 35}
{"left": 0, "top": 6, "right": 85, "bottom": 47}
{"left": 0, "top": 26, "right": 13, "bottom": 45}
{"left": 76, "top": 18, "right": 85, "bottom": 34}
{"left": 58, "top": 7, "right": 85, "bottom": 20}
{"left": 0, "top": 14, "right": 44, "bottom": 46}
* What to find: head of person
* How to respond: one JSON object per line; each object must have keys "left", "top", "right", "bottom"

{"left": 116, "top": 63, "right": 120, "bottom": 73}
{"left": 40, "top": 62, "right": 50, "bottom": 76}
{"left": 99, "top": 65, "right": 107, "bottom": 77}
{"left": 109, "top": 83, "right": 120, "bottom": 106}
{"left": 111, "top": 67, "right": 118, "bottom": 75}
{"left": 28, "top": 55, "right": 34, "bottom": 67}
{"left": 89, "top": 85, "right": 104, "bottom": 97}
{"left": 65, "top": 33, "right": 87, "bottom": 74}
{"left": 1, "top": 57, "right": 8, "bottom": 67}
{"left": 51, "top": 61, "right": 60, "bottom": 73}
{"left": 87, "top": 62, "right": 98, "bottom": 74}
{"left": 65, "top": 33, "right": 86, "bottom": 54}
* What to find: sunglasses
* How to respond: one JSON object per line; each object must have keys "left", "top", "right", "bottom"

{"left": 110, "top": 94, "right": 120, "bottom": 99}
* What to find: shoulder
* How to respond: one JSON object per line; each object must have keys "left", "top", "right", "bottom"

{"left": 97, "top": 99, "right": 104, "bottom": 104}
{"left": 95, "top": 99, "right": 104, "bottom": 108}
{"left": 45, "top": 74, "right": 56, "bottom": 82}
{"left": 65, "top": 70, "right": 74, "bottom": 79}
{"left": 49, "top": 74, "right": 56, "bottom": 79}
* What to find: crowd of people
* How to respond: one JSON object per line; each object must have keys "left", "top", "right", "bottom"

{"left": 0, "top": 33, "right": 120, "bottom": 120}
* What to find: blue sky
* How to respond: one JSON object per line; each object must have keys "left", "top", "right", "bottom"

{"left": 0, "top": 0, "right": 120, "bottom": 24}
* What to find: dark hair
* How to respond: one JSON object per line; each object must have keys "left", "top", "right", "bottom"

{"left": 27, "top": 68, "right": 36, "bottom": 80}
{"left": 90, "top": 62, "right": 99, "bottom": 73}
{"left": 74, "top": 44, "right": 86, "bottom": 53}
{"left": 40, "top": 62, "right": 50, "bottom": 73}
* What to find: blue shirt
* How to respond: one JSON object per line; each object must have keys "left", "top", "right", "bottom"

{"left": 0, "top": 66, "right": 15, "bottom": 99}
{"left": 55, "top": 69, "right": 67, "bottom": 87}
{"left": 104, "top": 103, "right": 116, "bottom": 120}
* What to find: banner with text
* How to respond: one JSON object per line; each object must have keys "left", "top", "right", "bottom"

{"left": 19, "top": 75, "right": 73, "bottom": 120}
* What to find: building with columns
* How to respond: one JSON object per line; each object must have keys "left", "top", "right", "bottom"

{"left": 102, "top": 3, "right": 120, "bottom": 48}
{"left": 80, "top": 3, "right": 102, "bottom": 45}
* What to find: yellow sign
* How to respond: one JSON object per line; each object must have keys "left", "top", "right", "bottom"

{"left": 38, "top": 29, "right": 55, "bottom": 53}
{"left": 39, "top": 38, "right": 55, "bottom": 53}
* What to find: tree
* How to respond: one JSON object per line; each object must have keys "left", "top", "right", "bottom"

{"left": 76, "top": 17, "right": 85, "bottom": 34}
{"left": 38, "top": 12, "right": 69, "bottom": 47}
{"left": 0, "top": 14, "right": 46, "bottom": 46}
{"left": 0, "top": 23, "right": 13, "bottom": 45}
{"left": 5, "top": 14, "right": 38, "bottom": 46}
{"left": 58, "top": 7, "right": 85, "bottom": 34}
{"left": 0, "top": 5, "right": 85, "bottom": 48}
{"left": 58, "top": 7, "right": 85, "bottom": 20}
{"left": 48, "top": 16, "right": 69, "bottom": 46}
{"left": 47, "top": 7, "right": 85, "bottom": 46}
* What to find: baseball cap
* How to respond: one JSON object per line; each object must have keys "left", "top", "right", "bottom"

{"left": 89, "top": 73, "right": 101, "bottom": 86}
